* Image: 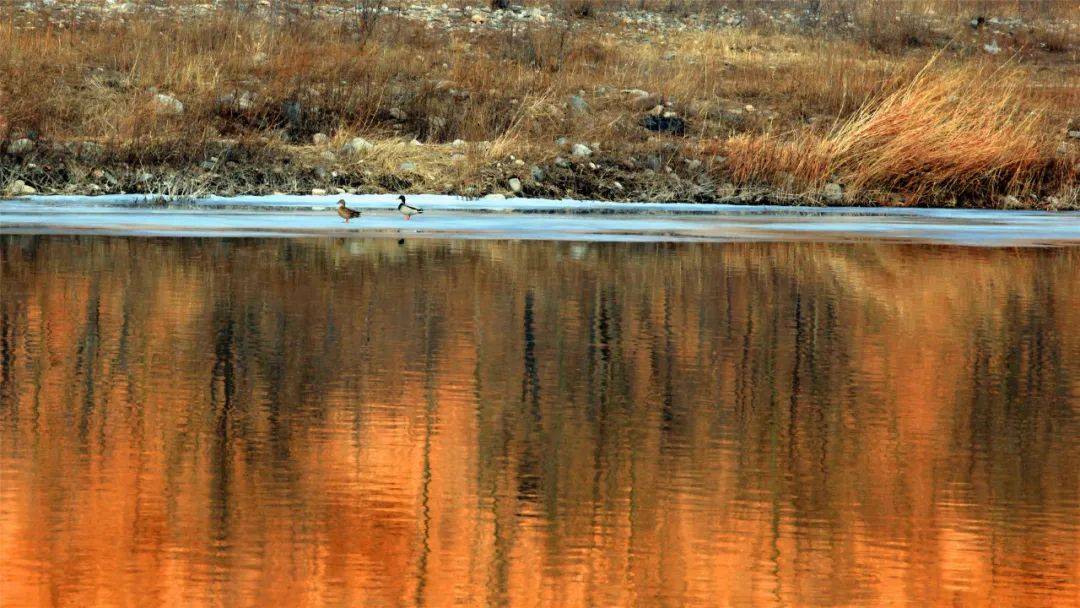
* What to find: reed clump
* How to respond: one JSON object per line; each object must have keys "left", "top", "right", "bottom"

{"left": 717, "top": 63, "right": 1076, "bottom": 204}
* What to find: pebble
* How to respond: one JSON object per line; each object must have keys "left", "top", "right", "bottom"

{"left": 342, "top": 137, "right": 374, "bottom": 154}
{"left": 7, "top": 138, "right": 34, "bottom": 155}
{"left": 152, "top": 93, "right": 184, "bottom": 115}
{"left": 569, "top": 95, "right": 589, "bottom": 114}
{"left": 311, "top": 188, "right": 327, "bottom": 195}
{"left": 508, "top": 177, "right": 522, "bottom": 193}
{"left": 5, "top": 179, "right": 36, "bottom": 196}
{"left": 823, "top": 182, "right": 844, "bottom": 202}
{"left": 312, "top": 132, "right": 329, "bottom": 145}
{"left": 571, "top": 143, "right": 592, "bottom": 157}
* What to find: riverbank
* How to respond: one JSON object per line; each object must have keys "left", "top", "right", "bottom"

{"left": 3, "top": 1, "right": 1078, "bottom": 208}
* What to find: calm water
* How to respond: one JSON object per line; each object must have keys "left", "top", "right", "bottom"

{"left": 1, "top": 235, "right": 1078, "bottom": 607}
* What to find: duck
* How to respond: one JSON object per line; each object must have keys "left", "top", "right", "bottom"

{"left": 337, "top": 199, "right": 361, "bottom": 223}
{"left": 397, "top": 195, "right": 423, "bottom": 220}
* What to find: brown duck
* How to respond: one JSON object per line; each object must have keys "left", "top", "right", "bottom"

{"left": 337, "top": 199, "right": 361, "bottom": 223}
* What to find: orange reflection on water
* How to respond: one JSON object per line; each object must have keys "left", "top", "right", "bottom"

{"left": 1, "top": 237, "right": 1078, "bottom": 607}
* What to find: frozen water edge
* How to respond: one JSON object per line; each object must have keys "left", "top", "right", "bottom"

{"left": 2, "top": 194, "right": 1079, "bottom": 246}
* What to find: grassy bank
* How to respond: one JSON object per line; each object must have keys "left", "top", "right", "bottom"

{"left": 2, "top": 0, "right": 1078, "bottom": 207}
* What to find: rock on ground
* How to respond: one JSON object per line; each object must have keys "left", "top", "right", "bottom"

{"left": 152, "top": 93, "right": 184, "bottom": 114}
{"left": 342, "top": 137, "right": 374, "bottom": 154}
{"left": 5, "top": 180, "right": 37, "bottom": 196}
{"left": 642, "top": 114, "right": 686, "bottom": 135}
{"left": 7, "top": 138, "right": 34, "bottom": 155}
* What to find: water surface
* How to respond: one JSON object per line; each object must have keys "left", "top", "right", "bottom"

{"left": 1, "top": 236, "right": 1078, "bottom": 607}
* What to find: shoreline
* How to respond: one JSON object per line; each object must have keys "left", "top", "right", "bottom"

{"left": 5, "top": 146, "right": 1077, "bottom": 210}
{"left": 5, "top": 194, "right": 1079, "bottom": 246}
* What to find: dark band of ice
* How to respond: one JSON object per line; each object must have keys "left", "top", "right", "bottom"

{"left": 3, "top": 195, "right": 1078, "bottom": 245}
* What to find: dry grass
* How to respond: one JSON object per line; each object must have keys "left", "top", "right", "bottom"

{"left": 717, "top": 61, "right": 1076, "bottom": 203}
{"left": 1, "top": 0, "right": 1077, "bottom": 206}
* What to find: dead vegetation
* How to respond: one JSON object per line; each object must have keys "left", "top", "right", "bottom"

{"left": 1, "top": 0, "right": 1077, "bottom": 206}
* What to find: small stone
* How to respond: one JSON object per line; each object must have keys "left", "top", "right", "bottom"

{"left": 556, "top": 137, "right": 569, "bottom": 147}
{"left": 531, "top": 165, "right": 545, "bottom": 181}
{"left": 5, "top": 179, "right": 35, "bottom": 196}
{"left": 399, "top": 161, "right": 417, "bottom": 171}
{"left": 389, "top": 107, "right": 407, "bottom": 120}
{"left": 218, "top": 90, "right": 255, "bottom": 110}
{"left": 512, "top": 159, "right": 525, "bottom": 166}
{"left": 311, "top": 188, "right": 327, "bottom": 196}
{"left": 1068, "top": 130, "right": 1080, "bottom": 139}
{"left": 642, "top": 114, "right": 686, "bottom": 136}
{"left": 823, "top": 182, "right": 844, "bottom": 202}
{"left": 508, "top": 177, "right": 522, "bottom": 193}
{"left": 451, "top": 139, "right": 466, "bottom": 147}
{"left": 1000, "top": 194, "right": 1023, "bottom": 208}
{"left": 471, "top": 13, "right": 485, "bottom": 24}
{"left": 152, "top": 93, "right": 184, "bottom": 115}
{"left": 983, "top": 40, "right": 1001, "bottom": 54}
{"left": 411, "top": 139, "right": 423, "bottom": 146}
{"left": 7, "top": 138, "right": 34, "bottom": 156}
{"left": 342, "top": 137, "right": 374, "bottom": 154}
{"left": 571, "top": 143, "right": 592, "bottom": 157}
{"left": 312, "top": 132, "right": 329, "bottom": 145}
{"left": 554, "top": 156, "right": 570, "bottom": 168}
{"left": 569, "top": 95, "right": 589, "bottom": 114}
{"left": 612, "top": 181, "right": 624, "bottom": 191}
